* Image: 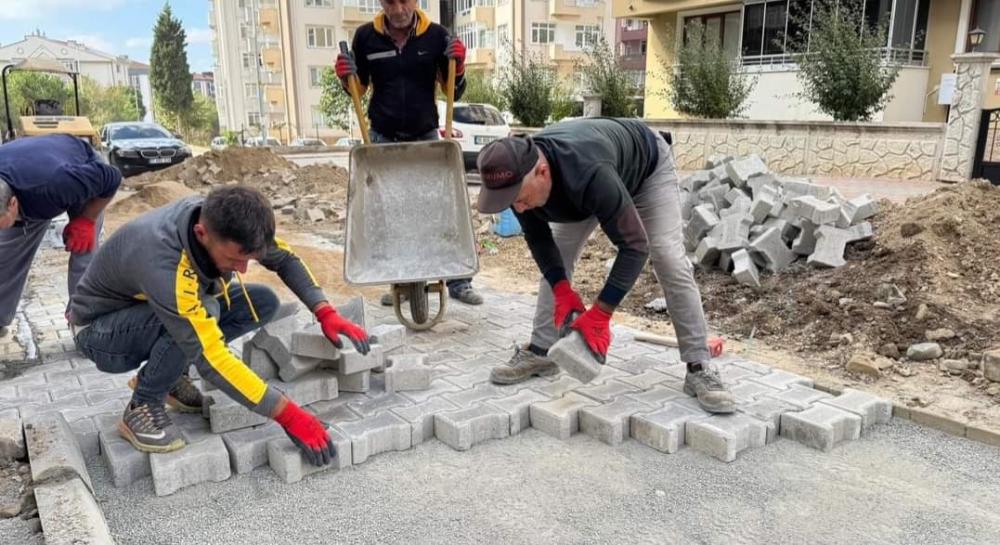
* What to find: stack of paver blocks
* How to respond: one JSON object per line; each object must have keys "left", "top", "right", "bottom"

{"left": 681, "top": 154, "right": 879, "bottom": 288}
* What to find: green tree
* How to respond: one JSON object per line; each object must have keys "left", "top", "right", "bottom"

{"left": 318, "top": 67, "right": 369, "bottom": 132}
{"left": 666, "top": 21, "right": 756, "bottom": 119}
{"left": 497, "top": 42, "right": 556, "bottom": 127}
{"left": 461, "top": 70, "right": 506, "bottom": 110}
{"left": 154, "top": 92, "right": 218, "bottom": 145}
{"left": 550, "top": 83, "right": 582, "bottom": 122}
{"left": 790, "top": 0, "right": 900, "bottom": 121}
{"left": 577, "top": 37, "right": 637, "bottom": 117}
{"left": 79, "top": 77, "right": 142, "bottom": 128}
{"left": 0, "top": 71, "right": 72, "bottom": 130}
{"left": 150, "top": 2, "right": 193, "bottom": 129}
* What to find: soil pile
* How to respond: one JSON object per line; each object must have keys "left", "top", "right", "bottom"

{"left": 107, "top": 181, "right": 196, "bottom": 216}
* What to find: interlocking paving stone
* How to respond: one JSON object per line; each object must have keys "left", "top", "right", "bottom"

{"left": 529, "top": 393, "right": 599, "bottom": 440}
{"left": 334, "top": 411, "right": 411, "bottom": 464}
{"left": 536, "top": 376, "right": 584, "bottom": 398}
{"left": 729, "top": 380, "right": 783, "bottom": 404}
{"left": 579, "top": 398, "right": 654, "bottom": 446}
{"left": 99, "top": 428, "right": 151, "bottom": 488}
{"left": 24, "top": 413, "right": 93, "bottom": 493}
{"left": 685, "top": 413, "right": 768, "bottom": 462}
{"left": 208, "top": 395, "right": 269, "bottom": 434}
{"left": 575, "top": 381, "right": 640, "bottom": 403}
{"left": 736, "top": 398, "right": 801, "bottom": 443}
{"left": 276, "top": 354, "right": 324, "bottom": 383}
{"left": 434, "top": 404, "right": 510, "bottom": 451}
{"left": 485, "top": 389, "right": 551, "bottom": 434}
{"left": 781, "top": 404, "right": 862, "bottom": 451}
{"left": 615, "top": 369, "right": 673, "bottom": 390}
{"left": 267, "top": 426, "right": 351, "bottom": 484}
{"left": 338, "top": 344, "right": 385, "bottom": 375}
{"left": 69, "top": 417, "right": 100, "bottom": 460}
{"left": 150, "top": 434, "right": 231, "bottom": 496}
{"left": 764, "top": 385, "right": 833, "bottom": 410}
{"left": 222, "top": 423, "right": 286, "bottom": 474}
{"left": 629, "top": 402, "right": 708, "bottom": 454}
{"left": 441, "top": 383, "right": 510, "bottom": 408}
{"left": 269, "top": 370, "right": 339, "bottom": 405}
{"left": 19, "top": 393, "right": 88, "bottom": 420}
{"left": 369, "top": 323, "right": 406, "bottom": 352}
{"left": 384, "top": 353, "right": 432, "bottom": 393}
{"left": 336, "top": 370, "right": 371, "bottom": 393}
{"left": 818, "top": 388, "right": 892, "bottom": 432}
{"left": 35, "top": 477, "right": 114, "bottom": 545}
{"left": 748, "top": 370, "right": 814, "bottom": 390}
{"left": 390, "top": 397, "right": 458, "bottom": 445}
{"left": 444, "top": 367, "right": 494, "bottom": 389}
{"left": 625, "top": 386, "right": 686, "bottom": 408}
{"left": 346, "top": 392, "right": 413, "bottom": 417}
{"left": 289, "top": 324, "right": 341, "bottom": 361}
{"left": 399, "top": 378, "right": 463, "bottom": 404}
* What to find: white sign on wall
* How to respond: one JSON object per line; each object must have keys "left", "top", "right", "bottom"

{"left": 938, "top": 73, "right": 957, "bottom": 105}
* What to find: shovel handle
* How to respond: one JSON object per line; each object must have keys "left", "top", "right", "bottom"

{"left": 444, "top": 58, "right": 456, "bottom": 141}
{"left": 339, "top": 41, "right": 370, "bottom": 145}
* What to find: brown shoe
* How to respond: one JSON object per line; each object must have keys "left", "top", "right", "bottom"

{"left": 128, "top": 374, "right": 204, "bottom": 413}
{"left": 490, "top": 345, "right": 559, "bottom": 385}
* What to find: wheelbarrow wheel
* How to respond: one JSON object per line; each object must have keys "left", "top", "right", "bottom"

{"left": 408, "top": 282, "right": 429, "bottom": 324}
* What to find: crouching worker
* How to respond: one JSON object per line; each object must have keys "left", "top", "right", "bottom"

{"left": 68, "top": 186, "right": 368, "bottom": 466}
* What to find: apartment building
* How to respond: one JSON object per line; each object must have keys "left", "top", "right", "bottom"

{"left": 210, "top": 0, "right": 439, "bottom": 143}
{"left": 617, "top": 17, "right": 647, "bottom": 89}
{"left": 614, "top": 0, "right": 1000, "bottom": 123}
{"left": 0, "top": 31, "right": 132, "bottom": 88}
{"left": 192, "top": 71, "right": 216, "bottom": 98}
{"left": 128, "top": 61, "right": 155, "bottom": 123}
{"left": 455, "top": 0, "right": 616, "bottom": 88}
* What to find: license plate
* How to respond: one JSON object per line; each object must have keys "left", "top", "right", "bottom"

{"left": 149, "top": 157, "right": 171, "bottom": 164}
{"left": 474, "top": 135, "right": 497, "bottom": 145}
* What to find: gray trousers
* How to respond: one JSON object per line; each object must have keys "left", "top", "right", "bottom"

{"left": 529, "top": 134, "right": 711, "bottom": 364}
{"left": 0, "top": 213, "right": 103, "bottom": 327}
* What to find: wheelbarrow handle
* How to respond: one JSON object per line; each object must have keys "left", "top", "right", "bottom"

{"left": 339, "top": 41, "right": 370, "bottom": 145}
{"left": 445, "top": 58, "right": 456, "bottom": 141}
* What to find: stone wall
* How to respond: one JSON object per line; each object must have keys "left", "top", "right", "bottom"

{"left": 644, "top": 119, "right": 945, "bottom": 180}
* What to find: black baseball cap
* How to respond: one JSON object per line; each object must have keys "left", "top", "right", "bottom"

{"left": 476, "top": 136, "right": 538, "bottom": 214}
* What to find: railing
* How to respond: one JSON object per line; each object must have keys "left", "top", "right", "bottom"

{"left": 740, "top": 47, "right": 928, "bottom": 68}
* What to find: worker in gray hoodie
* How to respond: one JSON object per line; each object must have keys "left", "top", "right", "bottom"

{"left": 69, "top": 185, "right": 367, "bottom": 466}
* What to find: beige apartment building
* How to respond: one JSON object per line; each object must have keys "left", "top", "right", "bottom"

{"left": 455, "top": 0, "right": 615, "bottom": 87}
{"left": 210, "top": 0, "right": 439, "bottom": 143}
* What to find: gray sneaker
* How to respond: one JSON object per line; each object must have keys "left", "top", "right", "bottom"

{"left": 683, "top": 364, "right": 736, "bottom": 414}
{"left": 128, "top": 374, "right": 204, "bottom": 413}
{"left": 490, "top": 345, "right": 559, "bottom": 385}
{"left": 117, "top": 401, "right": 185, "bottom": 453}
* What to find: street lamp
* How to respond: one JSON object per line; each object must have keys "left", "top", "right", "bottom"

{"left": 969, "top": 28, "right": 986, "bottom": 52}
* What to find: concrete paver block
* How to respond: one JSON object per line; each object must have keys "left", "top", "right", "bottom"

{"left": 0, "top": 409, "right": 24, "bottom": 461}
{"left": 630, "top": 402, "right": 706, "bottom": 454}
{"left": 35, "top": 477, "right": 114, "bottom": 545}
{"left": 209, "top": 395, "right": 269, "bottom": 434}
{"left": 390, "top": 397, "right": 458, "bottom": 445}
{"left": 336, "top": 296, "right": 367, "bottom": 330}
{"left": 277, "top": 354, "right": 324, "bottom": 383}
{"left": 846, "top": 221, "right": 873, "bottom": 242}
{"left": 726, "top": 155, "right": 768, "bottom": 187}
{"left": 266, "top": 426, "right": 351, "bottom": 484}
{"left": 780, "top": 404, "right": 862, "bottom": 451}
{"left": 845, "top": 194, "right": 878, "bottom": 224}
{"left": 537, "top": 375, "right": 585, "bottom": 398}
{"left": 337, "top": 370, "right": 371, "bottom": 393}
{"left": 748, "top": 370, "right": 814, "bottom": 390}
{"left": 434, "top": 404, "right": 510, "bottom": 451}
{"left": 684, "top": 205, "right": 720, "bottom": 246}
{"left": 549, "top": 332, "right": 603, "bottom": 384}
{"left": 750, "top": 184, "right": 780, "bottom": 223}
{"left": 791, "top": 220, "right": 818, "bottom": 256}
{"left": 818, "top": 388, "right": 892, "bottom": 432}
{"left": 99, "top": 428, "right": 150, "bottom": 488}
{"left": 748, "top": 226, "right": 796, "bottom": 273}
{"left": 369, "top": 323, "right": 407, "bottom": 352}
{"left": 337, "top": 344, "right": 385, "bottom": 375}
{"left": 399, "top": 378, "right": 463, "bottom": 404}
{"left": 385, "top": 353, "right": 432, "bottom": 392}
{"left": 442, "top": 383, "right": 508, "bottom": 408}
{"left": 807, "top": 225, "right": 851, "bottom": 268}
{"left": 440, "top": 366, "right": 493, "bottom": 389}
{"left": 24, "top": 413, "right": 93, "bottom": 493}
{"left": 529, "top": 393, "right": 599, "bottom": 440}
{"left": 221, "top": 423, "right": 286, "bottom": 474}
{"left": 732, "top": 249, "right": 761, "bottom": 288}
{"left": 335, "top": 411, "right": 411, "bottom": 464}
{"left": 289, "top": 324, "right": 340, "bottom": 361}
{"left": 579, "top": 398, "right": 653, "bottom": 445}
{"left": 711, "top": 213, "right": 753, "bottom": 252}
{"left": 270, "top": 369, "right": 339, "bottom": 406}
{"left": 764, "top": 385, "right": 833, "bottom": 410}
{"left": 242, "top": 344, "right": 279, "bottom": 381}
{"left": 150, "top": 434, "right": 232, "bottom": 496}
{"left": 729, "top": 380, "right": 782, "bottom": 404}
{"left": 790, "top": 195, "right": 841, "bottom": 225}
{"left": 68, "top": 418, "right": 100, "bottom": 461}
{"left": 700, "top": 183, "right": 730, "bottom": 212}
{"left": 485, "top": 389, "right": 551, "bottom": 434}
{"left": 681, "top": 170, "right": 712, "bottom": 192}
{"left": 737, "top": 398, "right": 800, "bottom": 443}
{"left": 575, "top": 380, "right": 640, "bottom": 403}
{"left": 685, "top": 413, "right": 767, "bottom": 462}
{"left": 615, "top": 369, "right": 673, "bottom": 390}
{"left": 625, "top": 385, "right": 686, "bottom": 408}
{"left": 694, "top": 236, "right": 720, "bottom": 267}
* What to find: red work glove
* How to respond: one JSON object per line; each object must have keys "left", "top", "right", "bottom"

{"left": 63, "top": 216, "right": 96, "bottom": 254}
{"left": 708, "top": 337, "right": 724, "bottom": 358}
{"left": 570, "top": 305, "right": 613, "bottom": 363}
{"left": 315, "top": 305, "right": 370, "bottom": 354}
{"left": 552, "top": 280, "right": 586, "bottom": 331}
{"left": 444, "top": 36, "right": 466, "bottom": 75}
{"left": 334, "top": 52, "right": 357, "bottom": 85}
{"left": 274, "top": 400, "right": 335, "bottom": 467}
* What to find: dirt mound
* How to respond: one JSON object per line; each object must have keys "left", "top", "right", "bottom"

{"left": 129, "top": 148, "right": 294, "bottom": 188}
{"left": 108, "top": 181, "right": 196, "bottom": 216}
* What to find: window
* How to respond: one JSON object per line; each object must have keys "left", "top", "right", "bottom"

{"left": 970, "top": 0, "right": 1000, "bottom": 53}
{"left": 242, "top": 52, "right": 256, "bottom": 69}
{"left": 245, "top": 83, "right": 259, "bottom": 100}
{"left": 351, "top": 0, "right": 380, "bottom": 14}
{"left": 576, "top": 0, "right": 598, "bottom": 6}
{"left": 308, "top": 66, "right": 326, "bottom": 87}
{"left": 531, "top": 22, "right": 555, "bottom": 44}
{"left": 248, "top": 112, "right": 262, "bottom": 127}
{"left": 497, "top": 23, "right": 510, "bottom": 43}
{"left": 575, "top": 25, "right": 600, "bottom": 49}
{"left": 623, "top": 19, "right": 647, "bottom": 31}
{"left": 310, "top": 107, "right": 328, "bottom": 129}
{"left": 685, "top": 11, "right": 741, "bottom": 59}
{"left": 305, "top": 0, "right": 333, "bottom": 6}
{"left": 307, "top": 26, "right": 335, "bottom": 48}
{"left": 741, "top": 1, "right": 787, "bottom": 58}
{"left": 240, "top": 25, "right": 249, "bottom": 41}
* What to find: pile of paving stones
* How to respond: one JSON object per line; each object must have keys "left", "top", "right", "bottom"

{"left": 681, "top": 155, "right": 879, "bottom": 288}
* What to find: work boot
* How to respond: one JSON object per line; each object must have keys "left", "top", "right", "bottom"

{"left": 380, "top": 291, "right": 408, "bottom": 307}
{"left": 128, "top": 374, "right": 205, "bottom": 414}
{"left": 683, "top": 363, "right": 736, "bottom": 414}
{"left": 448, "top": 282, "right": 483, "bottom": 306}
{"left": 490, "top": 344, "right": 559, "bottom": 385}
{"left": 117, "top": 400, "right": 185, "bottom": 453}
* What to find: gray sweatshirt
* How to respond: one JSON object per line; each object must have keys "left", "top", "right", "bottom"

{"left": 69, "top": 195, "right": 326, "bottom": 417}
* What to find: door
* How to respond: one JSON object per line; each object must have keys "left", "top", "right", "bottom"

{"left": 973, "top": 108, "right": 1000, "bottom": 185}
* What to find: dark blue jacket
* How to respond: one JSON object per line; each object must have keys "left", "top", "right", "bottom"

{"left": 0, "top": 134, "right": 122, "bottom": 221}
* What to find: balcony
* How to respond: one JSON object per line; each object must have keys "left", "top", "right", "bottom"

{"left": 261, "top": 47, "right": 282, "bottom": 71}
{"left": 264, "top": 84, "right": 285, "bottom": 106}
{"left": 619, "top": 54, "right": 646, "bottom": 69}
{"left": 547, "top": 43, "right": 585, "bottom": 64}
{"left": 619, "top": 28, "right": 647, "bottom": 42}
{"left": 457, "top": 6, "right": 494, "bottom": 26}
{"left": 549, "top": 0, "right": 603, "bottom": 19}
{"left": 259, "top": 7, "right": 279, "bottom": 34}
{"left": 466, "top": 47, "right": 495, "bottom": 68}
{"left": 342, "top": 6, "right": 370, "bottom": 25}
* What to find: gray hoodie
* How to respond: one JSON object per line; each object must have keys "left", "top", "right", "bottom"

{"left": 70, "top": 195, "right": 326, "bottom": 417}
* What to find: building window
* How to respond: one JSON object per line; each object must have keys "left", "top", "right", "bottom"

{"left": 353, "top": 0, "right": 381, "bottom": 14}
{"left": 308, "top": 66, "right": 326, "bottom": 87}
{"left": 310, "top": 107, "right": 328, "bottom": 129}
{"left": 240, "top": 25, "right": 249, "bottom": 41}
{"left": 305, "top": 0, "right": 333, "bottom": 6}
{"left": 248, "top": 112, "right": 262, "bottom": 127}
{"left": 242, "top": 52, "right": 255, "bottom": 69}
{"left": 576, "top": 0, "right": 598, "bottom": 6}
{"left": 623, "top": 19, "right": 647, "bottom": 31}
{"left": 685, "top": 11, "right": 741, "bottom": 60}
{"left": 245, "top": 83, "right": 259, "bottom": 100}
{"left": 307, "top": 26, "right": 335, "bottom": 48}
{"left": 575, "top": 25, "right": 600, "bottom": 49}
{"left": 531, "top": 22, "right": 555, "bottom": 44}
{"left": 497, "top": 23, "right": 510, "bottom": 42}
{"left": 970, "top": 0, "right": 1000, "bottom": 53}
{"left": 458, "top": 0, "right": 495, "bottom": 15}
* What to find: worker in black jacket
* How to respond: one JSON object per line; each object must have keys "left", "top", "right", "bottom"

{"left": 334, "top": 0, "right": 482, "bottom": 306}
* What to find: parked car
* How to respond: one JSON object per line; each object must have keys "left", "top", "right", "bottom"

{"left": 290, "top": 137, "right": 325, "bottom": 147}
{"left": 334, "top": 137, "right": 363, "bottom": 148}
{"left": 245, "top": 136, "right": 281, "bottom": 147}
{"left": 100, "top": 122, "right": 192, "bottom": 177}
{"left": 210, "top": 136, "right": 228, "bottom": 151}
{"left": 436, "top": 101, "right": 511, "bottom": 171}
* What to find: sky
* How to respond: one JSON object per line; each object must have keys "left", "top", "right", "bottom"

{"left": 0, "top": 0, "right": 214, "bottom": 72}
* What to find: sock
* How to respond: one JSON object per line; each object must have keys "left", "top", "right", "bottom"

{"left": 527, "top": 343, "right": 549, "bottom": 357}
{"left": 687, "top": 361, "right": 704, "bottom": 373}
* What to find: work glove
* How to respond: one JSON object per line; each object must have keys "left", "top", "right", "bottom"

{"left": 63, "top": 216, "right": 96, "bottom": 254}
{"left": 274, "top": 400, "right": 336, "bottom": 467}
{"left": 552, "top": 280, "right": 586, "bottom": 331}
{"left": 444, "top": 36, "right": 466, "bottom": 76}
{"left": 570, "top": 305, "right": 613, "bottom": 363}
{"left": 315, "top": 305, "right": 370, "bottom": 355}
{"left": 334, "top": 52, "right": 357, "bottom": 85}
{"left": 707, "top": 337, "right": 724, "bottom": 358}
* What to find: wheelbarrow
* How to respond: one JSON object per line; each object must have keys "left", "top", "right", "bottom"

{"left": 340, "top": 42, "right": 479, "bottom": 331}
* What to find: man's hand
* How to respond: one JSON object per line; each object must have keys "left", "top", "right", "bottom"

{"left": 274, "top": 400, "right": 335, "bottom": 467}
{"left": 334, "top": 51, "right": 357, "bottom": 86}
{"left": 63, "top": 216, "right": 96, "bottom": 254}
{"left": 552, "top": 280, "right": 586, "bottom": 331}
{"left": 444, "top": 36, "right": 466, "bottom": 75}
{"left": 570, "top": 305, "right": 613, "bottom": 362}
{"left": 315, "top": 305, "right": 370, "bottom": 354}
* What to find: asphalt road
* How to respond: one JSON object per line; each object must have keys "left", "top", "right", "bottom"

{"left": 89, "top": 419, "right": 1000, "bottom": 545}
